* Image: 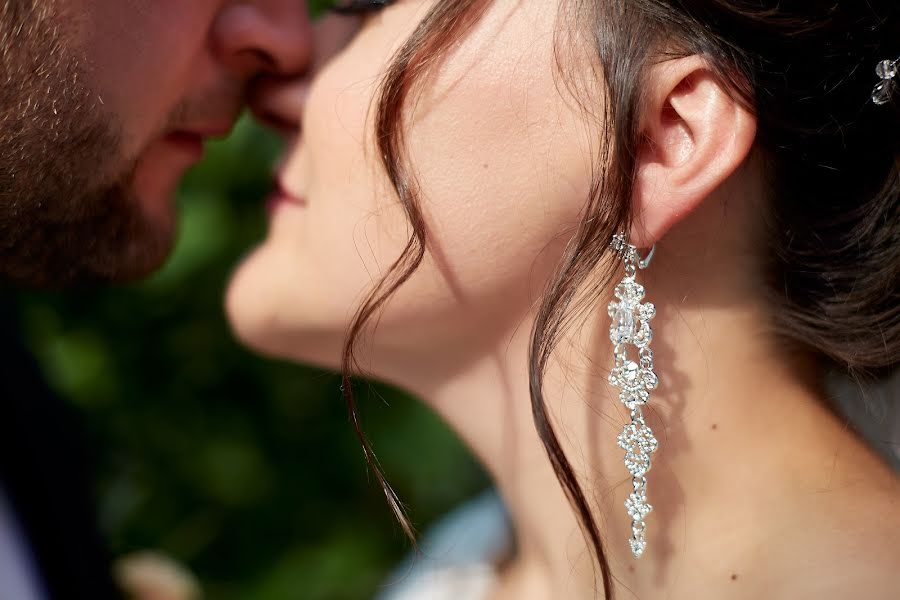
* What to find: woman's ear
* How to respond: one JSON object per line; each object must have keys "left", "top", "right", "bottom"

{"left": 630, "top": 56, "right": 757, "bottom": 247}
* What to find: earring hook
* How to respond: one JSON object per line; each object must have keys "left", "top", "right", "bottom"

{"left": 610, "top": 233, "right": 656, "bottom": 270}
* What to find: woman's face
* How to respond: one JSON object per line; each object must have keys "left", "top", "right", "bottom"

{"left": 227, "top": 0, "right": 598, "bottom": 379}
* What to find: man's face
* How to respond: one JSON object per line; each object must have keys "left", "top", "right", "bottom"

{"left": 0, "top": 0, "right": 311, "bottom": 286}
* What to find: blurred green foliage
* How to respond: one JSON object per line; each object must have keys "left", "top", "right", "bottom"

{"left": 14, "top": 118, "right": 488, "bottom": 599}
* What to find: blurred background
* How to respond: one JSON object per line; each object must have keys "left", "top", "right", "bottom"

{"left": 12, "top": 118, "right": 489, "bottom": 599}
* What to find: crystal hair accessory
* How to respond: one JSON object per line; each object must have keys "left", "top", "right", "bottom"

{"left": 872, "top": 57, "right": 899, "bottom": 105}
{"left": 607, "top": 234, "right": 658, "bottom": 557}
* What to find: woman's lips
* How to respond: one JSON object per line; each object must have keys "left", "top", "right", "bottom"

{"left": 266, "top": 181, "right": 307, "bottom": 214}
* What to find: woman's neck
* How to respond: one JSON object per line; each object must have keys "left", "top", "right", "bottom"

{"left": 404, "top": 261, "right": 899, "bottom": 599}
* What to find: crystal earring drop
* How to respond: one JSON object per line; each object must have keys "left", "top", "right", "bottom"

{"left": 607, "top": 234, "right": 658, "bottom": 557}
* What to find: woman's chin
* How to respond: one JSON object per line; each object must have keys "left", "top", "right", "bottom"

{"left": 224, "top": 251, "right": 342, "bottom": 370}
{"left": 225, "top": 272, "right": 286, "bottom": 359}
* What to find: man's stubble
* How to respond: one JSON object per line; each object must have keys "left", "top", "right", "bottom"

{"left": 0, "top": 1, "right": 175, "bottom": 287}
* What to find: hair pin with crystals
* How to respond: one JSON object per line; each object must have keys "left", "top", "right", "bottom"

{"left": 872, "top": 57, "right": 899, "bottom": 105}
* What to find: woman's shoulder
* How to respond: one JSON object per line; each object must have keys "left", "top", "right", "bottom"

{"left": 778, "top": 479, "right": 900, "bottom": 600}
{"left": 786, "top": 543, "right": 900, "bottom": 600}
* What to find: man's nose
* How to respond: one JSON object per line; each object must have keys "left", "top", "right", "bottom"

{"left": 213, "top": 1, "right": 313, "bottom": 78}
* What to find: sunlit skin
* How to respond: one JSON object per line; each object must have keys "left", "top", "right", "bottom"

{"left": 229, "top": 2, "right": 900, "bottom": 598}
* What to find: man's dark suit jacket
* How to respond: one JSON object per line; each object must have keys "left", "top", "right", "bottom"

{"left": 0, "top": 305, "right": 122, "bottom": 600}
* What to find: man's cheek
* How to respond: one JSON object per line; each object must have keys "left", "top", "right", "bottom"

{"left": 83, "top": 18, "right": 203, "bottom": 148}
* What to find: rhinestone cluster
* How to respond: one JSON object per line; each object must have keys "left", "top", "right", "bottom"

{"left": 873, "top": 57, "right": 899, "bottom": 106}
{"left": 608, "top": 235, "right": 658, "bottom": 557}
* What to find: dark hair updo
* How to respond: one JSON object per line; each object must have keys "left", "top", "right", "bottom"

{"left": 339, "top": 2, "right": 900, "bottom": 597}
{"left": 625, "top": 1, "right": 900, "bottom": 375}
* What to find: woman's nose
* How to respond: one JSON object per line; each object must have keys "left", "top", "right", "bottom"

{"left": 248, "top": 13, "right": 362, "bottom": 136}
{"left": 213, "top": 1, "right": 314, "bottom": 79}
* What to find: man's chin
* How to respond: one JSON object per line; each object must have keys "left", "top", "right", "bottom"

{"left": 0, "top": 184, "right": 178, "bottom": 289}
{"left": 2, "top": 237, "right": 177, "bottom": 290}
{"left": 96, "top": 225, "right": 178, "bottom": 284}
{"left": 65, "top": 202, "right": 179, "bottom": 286}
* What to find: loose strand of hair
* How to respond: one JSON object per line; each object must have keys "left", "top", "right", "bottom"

{"left": 339, "top": 0, "right": 493, "bottom": 550}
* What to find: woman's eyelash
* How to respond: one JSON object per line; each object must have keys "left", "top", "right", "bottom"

{"left": 329, "top": 0, "right": 396, "bottom": 16}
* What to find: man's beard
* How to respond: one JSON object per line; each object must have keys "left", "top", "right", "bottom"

{"left": 0, "top": 1, "right": 174, "bottom": 288}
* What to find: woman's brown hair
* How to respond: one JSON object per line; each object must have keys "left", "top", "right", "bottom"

{"left": 340, "top": 1, "right": 900, "bottom": 596}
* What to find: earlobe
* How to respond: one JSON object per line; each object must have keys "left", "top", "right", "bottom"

{"left": 630, "top": 57, "right": 757, "bottom": 248}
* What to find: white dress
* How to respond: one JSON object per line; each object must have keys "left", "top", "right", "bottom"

{"left": 375, "top": 491, "right": 513, "bottom": 600}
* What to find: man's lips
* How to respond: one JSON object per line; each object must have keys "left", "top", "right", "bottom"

{"left": 163, "top": 132, "right": 206, "bottom": 157}
{"left": 163, "top": 125, "right": 235, "bottom": 159}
